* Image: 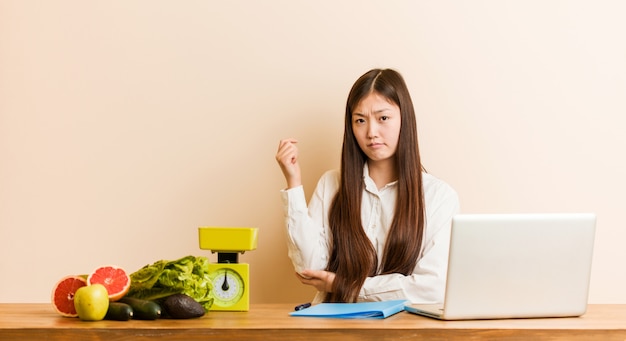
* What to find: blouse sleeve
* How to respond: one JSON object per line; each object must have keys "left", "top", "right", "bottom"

{"left": 357, "top": 178, "right": 460, "bottom": 304}
{"left": 280, "top": 171, "right": 338, "bottom": 274}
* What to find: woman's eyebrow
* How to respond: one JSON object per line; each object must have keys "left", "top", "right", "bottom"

{"left": 353, "top": 108, "right": 392, "bottom": 116}
{"left": 373, "top": 108, "right": 391, "bottom": 114}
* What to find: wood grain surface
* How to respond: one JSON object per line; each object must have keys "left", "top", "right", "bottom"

{"left": 1, "top": 304, "right": 625, "bottom": 340}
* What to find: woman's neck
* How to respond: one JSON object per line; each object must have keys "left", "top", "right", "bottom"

{"left": 367, "top": 159, "right": 398, "bottom": 189}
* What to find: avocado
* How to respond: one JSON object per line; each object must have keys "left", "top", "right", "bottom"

{"left": 162, "top": 294, "right": 206, "bottom": 319}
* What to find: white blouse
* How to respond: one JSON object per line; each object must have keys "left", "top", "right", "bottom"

{"left": 280, "top": 165, "right": 460, "bottom": 304}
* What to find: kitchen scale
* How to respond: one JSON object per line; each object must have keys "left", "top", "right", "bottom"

{"left": 198, "top": 226, "right": 258, "bottom": 311}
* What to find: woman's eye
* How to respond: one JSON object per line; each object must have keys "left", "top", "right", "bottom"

{"left": 380, "top": 116, "right": 389, "bottom": 121}
{"left": 354, "top": 118, "right": 365, "bottom": 124}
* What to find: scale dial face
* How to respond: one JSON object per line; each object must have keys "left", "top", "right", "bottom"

{"left": 210, "top": 267, "right": 245, "bottom": 307}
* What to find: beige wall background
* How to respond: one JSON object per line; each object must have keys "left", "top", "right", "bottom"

{"left": 1, "top": 1, "right": 625, "bottom": 304}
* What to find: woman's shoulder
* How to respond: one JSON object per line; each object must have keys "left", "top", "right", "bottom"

{"left": 317, "top": 169, "right": 340, "bottom": 186}
{"left": 321, "top": 169, "right": 340, "bottom": 179}
{"left": 422, "top": 172, "right": 459, "bottom": 200}
{"left": 422, "top": 172, "right": 460, "bottom": 217}
{"left": 308, "top": 169, "right": 341, "bottom": 204}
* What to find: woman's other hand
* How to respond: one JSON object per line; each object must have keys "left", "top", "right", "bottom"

{"left": 296, "top": 269, "right": 335, "bottom": 293}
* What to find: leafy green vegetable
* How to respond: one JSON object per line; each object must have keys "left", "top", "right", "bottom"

{"left": 127, "top": 255, "right": 213, "bottom": 311}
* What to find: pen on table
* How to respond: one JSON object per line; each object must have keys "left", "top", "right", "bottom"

{"left": 294, "top": 302, "right": 311, "bottom": 311}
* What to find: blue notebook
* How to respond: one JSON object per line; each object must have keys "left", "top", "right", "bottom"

{"left": 289, "top": 300, "right": 408, "bottom": 319}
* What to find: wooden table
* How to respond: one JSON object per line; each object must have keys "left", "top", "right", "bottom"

{"left": 1, "top": 304, "right": 626, "bottom": 340}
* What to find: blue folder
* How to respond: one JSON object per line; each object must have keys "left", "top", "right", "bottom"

{"left": 289, "top": 300, "right": 408, "bottom": 319}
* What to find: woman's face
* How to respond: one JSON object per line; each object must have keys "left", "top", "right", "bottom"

{"left": 351, "top": 92, "right": 402, "bottom": 164}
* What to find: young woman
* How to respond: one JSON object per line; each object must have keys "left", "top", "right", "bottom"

{"left": 275, "top": 68, "right": 459, "bottom": 303}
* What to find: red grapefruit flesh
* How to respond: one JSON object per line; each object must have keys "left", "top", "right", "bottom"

{"left": 51, "top": 275, "right": 88, "bottom": 317}
{"left": 87, "top": 265, "right": 131, "bottom": 301}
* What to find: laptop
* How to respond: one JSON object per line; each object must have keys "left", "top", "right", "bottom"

{"left": 405, "top": 213, "right": 596, "bottom": 320}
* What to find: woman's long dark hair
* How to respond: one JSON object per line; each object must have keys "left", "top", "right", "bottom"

{"left": 325, "top": 69, "right": 425, "bottom": 302}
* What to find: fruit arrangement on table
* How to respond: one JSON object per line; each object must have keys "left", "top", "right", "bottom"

{"left": 51, "top": 255, "right": 212, "bottom": 321}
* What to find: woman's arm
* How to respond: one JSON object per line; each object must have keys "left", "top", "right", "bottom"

{"left": 358, "top": 180, "right": 460, "bottom": 303}
{"left": 280, "top": 170, "right": 339, "bottom": 274}
{"left": 358, "top": 222, "right": 452, "bottom": 303}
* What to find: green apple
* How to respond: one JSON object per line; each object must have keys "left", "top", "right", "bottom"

{"left": 74, "top": 284, "right": 109, "bottom": 321}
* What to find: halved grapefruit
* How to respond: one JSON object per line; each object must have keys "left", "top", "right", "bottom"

{"left": 51, "top": 275, "right": 88, "bottom": 317}
{"left": 87, "top": 265, "right": 131, "bottom": 301}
